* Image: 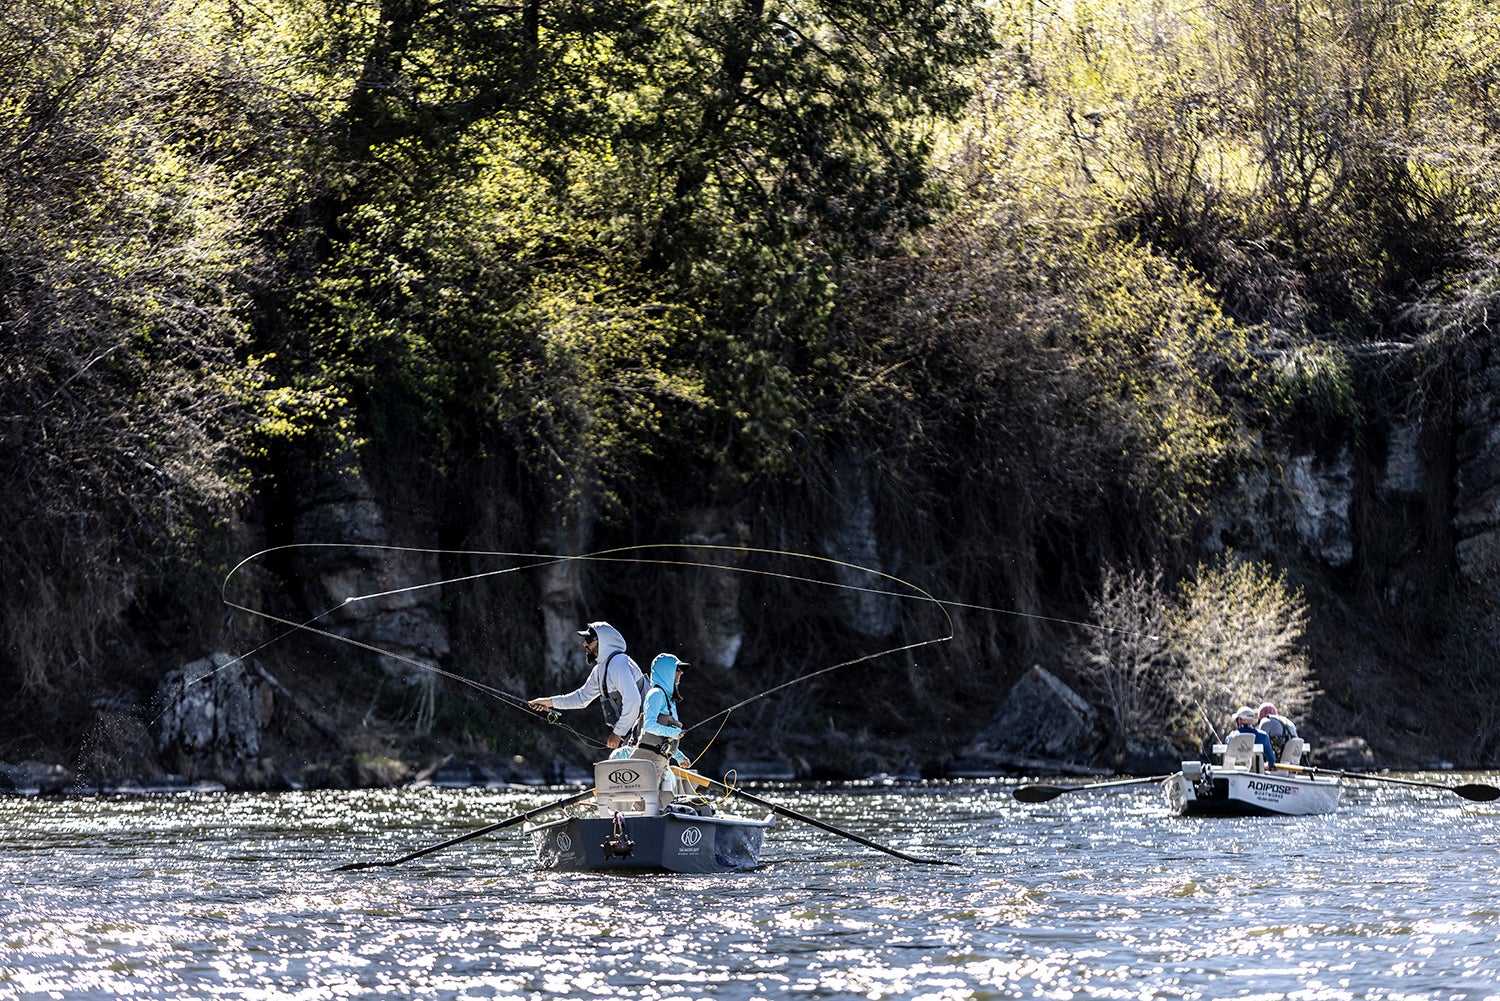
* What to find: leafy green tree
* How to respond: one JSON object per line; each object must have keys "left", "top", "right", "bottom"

{"left": 279, "top": 0, "right": 996, "bottom": 524}
{"left": 0, "top": 0, "right": 294, "bottom": 727}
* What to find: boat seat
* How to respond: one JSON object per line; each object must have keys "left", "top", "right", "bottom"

{"left": 594, "top": 758, "right": 662, "bottom": 816}
{"left": 1279, "top": 737, "right": 1306, "bottom": 767}
{"left": 1220, "top": 732, "right": 1262, "bottom": 770}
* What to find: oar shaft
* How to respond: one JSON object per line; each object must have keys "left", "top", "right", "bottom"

{"left": 1276, "top": 762, "right": 1422, "bottom": 786}
{"left": 1275, "top": 763, "right": 1499, "bottom": 800}
{"left": 676, "top": 767, "right": 955, "bottom": 866}
{"left": 336, "top": 787, "right": 595, "bottom": 871}
{"left": 1013, "top": 774, "right": 1176, "bottom": 802}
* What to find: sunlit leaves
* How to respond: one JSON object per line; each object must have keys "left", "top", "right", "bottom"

{"left": 1168, "top": 550, "right": 1315, "bottom": 725}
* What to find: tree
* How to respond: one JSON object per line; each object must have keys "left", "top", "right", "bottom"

{"left": 0, "top": 0, "right": 293, "bottom": 727}
{"left": 1167, "top": 552, "right": 1315, "bottom": 729}
{"left": 1072, "top": 563, "right": 1180, "bottom": 745}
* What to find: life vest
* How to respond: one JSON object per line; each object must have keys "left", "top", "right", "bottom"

{"left": 599, "top": 649, "right": 646, "bottom": 739}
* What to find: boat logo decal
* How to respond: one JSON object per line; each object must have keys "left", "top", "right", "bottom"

{"left": 607, "top": 768, "right": 642, "bottom": 784}
{"left": 556, "top": 834, "right": 573, "bottom": 851}
{"left": 680, "top": 827, "right": 703, "bottom": 847}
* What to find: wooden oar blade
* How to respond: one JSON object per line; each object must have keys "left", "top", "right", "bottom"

{"left": 1454, "top": 783, "right": 1500, "bottom": 802}
{"left": 1011, "top": 784, "right": 1066, "bottom": 803}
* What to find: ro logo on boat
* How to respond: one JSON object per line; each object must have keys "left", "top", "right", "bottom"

{"left": 607, "top": 768, "right": 641, "bottom": 784}
{"left": 680, "top": 827, "right": 703, "bottom": 847}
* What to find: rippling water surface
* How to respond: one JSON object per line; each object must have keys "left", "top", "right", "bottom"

{"left": 3, "top": 775, "right": 1499, "bottom": 1000}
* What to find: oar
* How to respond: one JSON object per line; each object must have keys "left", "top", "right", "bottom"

{"left": 1012, "top": 774, "right": 1178, "bottom": 803}
{"left": 334, "top": 787, "right": 597, "bottom": 871}
{"left": 1274, "top": 763, "right": 1499, "bottom": 802}
{"left": 672, "top": 766, "right": 956, "bottom": 866}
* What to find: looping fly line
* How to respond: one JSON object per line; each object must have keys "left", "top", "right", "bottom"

{"left": 217, "top": 542, "right": 1103, "bottom": 746}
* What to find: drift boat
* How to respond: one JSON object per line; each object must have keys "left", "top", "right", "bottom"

{"left": 1165, "top": 734, "right": 1342, "bottom": 817}
{"left": 526, "top": 757, "right": 774, "bottom": 873}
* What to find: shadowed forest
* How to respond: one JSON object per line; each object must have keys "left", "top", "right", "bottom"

{"left": 4, "top": 0, "right": 1500, "bottom": 781}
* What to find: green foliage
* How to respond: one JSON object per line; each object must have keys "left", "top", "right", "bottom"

{"left": 1065, "top": 241, "right": 1251, "bottom": 507}
{"left": 6, "top": 0, "right": 1500, "bottom": 767}
{"left": 1262, "top": 343, "right": 1361, "bottom": 442}
{"left": 0, "top": 0, "right": 297, "bottom": 713}
{"left": 981, "top": 0, "right": 1500, "bottom": 335}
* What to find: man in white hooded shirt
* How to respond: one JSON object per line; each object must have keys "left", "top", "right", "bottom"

{"left": 528, "top": 621, "right": 646, "bottom": 748}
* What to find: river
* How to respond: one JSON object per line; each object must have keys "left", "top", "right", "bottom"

{"left": 2, "top": 775, "right": 1498, "bottom": 999}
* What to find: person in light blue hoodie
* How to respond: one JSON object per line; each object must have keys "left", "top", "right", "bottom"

{"left": 632, "top": 653, "right": 688, "bottom": 806}
{"left": 636, "top": 653, "right": 687, "bottom": 759}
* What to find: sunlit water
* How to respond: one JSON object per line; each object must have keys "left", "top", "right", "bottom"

{"left": 3, "top": 775, "right": 1498, "bottom": 1000}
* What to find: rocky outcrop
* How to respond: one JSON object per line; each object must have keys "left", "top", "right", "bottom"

{"left": 950, "top": 665, "right": 1112, "bottom": 775}
{"left": 291, "top": 465, "right": 449, "bottom": 724}
{"left": 1455, "top": 342, "right": 1500, "bottom": 594}
{"left": 154, "top": 652, "right": 269, "bottom": 786}
{"left": 824, "top": 460, "right": 901, "bottom": 638}
{"left": 0, "top": 760, "right": 72, "bottom": 795}
{"left": 1204, "top": 447, "right": 1355, "bottom": 570}
{"left": 1281, "top": 447, "right": 1355, "bottom": 568}
{"left": 680, "top": 509, "right": 750, "bottom": 670}
{"left": 1310, "top": 736, "right": 1376, "bottom": 770}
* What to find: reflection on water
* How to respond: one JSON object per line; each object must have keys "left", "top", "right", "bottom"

{"left": 2, "top": 777, "right": 1498, "bottom": 999}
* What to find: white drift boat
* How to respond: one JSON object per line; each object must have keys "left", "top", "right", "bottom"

{"left": 1165, "top": 734, "right": 1342, "bottom": 817}
{"left": 526, "top": 758, "right": 775, "bottom": 873}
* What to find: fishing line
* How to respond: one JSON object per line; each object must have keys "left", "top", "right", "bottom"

{"left": 218, "top": 541, "right": 1129, "bottom": 754}
{"left": 219, "top": 590, "right": 603, "bottom": 746}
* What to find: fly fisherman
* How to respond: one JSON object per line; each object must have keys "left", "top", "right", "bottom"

{"left": 632, "top": 652, "right": 688, "bottom": 809}
{"left": 528, "top": 621, "right": 645, "bottom": 749}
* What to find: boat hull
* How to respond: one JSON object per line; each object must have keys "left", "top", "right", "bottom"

{"left": 1166, "top": 765, "right": 1342, "bottom": 817}
{"left": 529, "top": 811, "right": 774, "bottom": 873}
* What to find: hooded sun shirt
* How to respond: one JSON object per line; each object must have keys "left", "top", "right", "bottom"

{"left": 640, "top": 653, "right": 685, "bottom": 742}
{"left": 549, "top": 621, "right": 645, "bottom": 739}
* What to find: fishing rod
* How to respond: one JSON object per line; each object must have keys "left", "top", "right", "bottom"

{"left": 220, "top": 541, "right": 1148, "bottom": 772}
{"left": 221, "top": 542, "right": 964, "bottom": 750}
{"left": 220, "top": 585, "right": 601, "bottom": 746}
{"left": 334, "top": 787, "right": 598, "bottom": 871}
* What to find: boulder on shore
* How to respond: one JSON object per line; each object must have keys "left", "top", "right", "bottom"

{"left": 950, "top": 664, "right": 1111, "bottom": 775}
{"left": 154, "top": 652, "right": 270, "bottom": 788}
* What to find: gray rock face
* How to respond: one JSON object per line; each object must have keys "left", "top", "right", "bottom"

{"left": 680, "top": 509, "right": 749, "bottom": 670}
{"left": 1281, "top": 448, "right": 1355, "bottom": 568}
{"left": 1381, "top": 420, "right": 1426, "bottom": 497}
{"left": 154, "top": 652, "right": 267, "bottom": 779}
{"left": 1456, "top": 343, "right": 1500, "bottom": 591}
{"left": 1310, "top": 736, "right": 1377, "bottom": 770}
{"left": 823, "top": 460, "right": 901, "bottom": 638}
{"left": 292, "top": 467, "right": 449, "bottom": 693}
{"left": 1205, "top": 447, "right": 1356, "bottom": 571}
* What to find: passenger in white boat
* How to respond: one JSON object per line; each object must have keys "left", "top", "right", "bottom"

{"left": 1229, "top": 705, "right": 1277, "bottom": 768}
{"left": 632, "top": 653, "right": 689, "bottom": 810}
{"left": 1256, "top": 702, "right": 1298, "bottom": 755}
{"left": 527, "top": 621, "right": 646, "bottom": 749}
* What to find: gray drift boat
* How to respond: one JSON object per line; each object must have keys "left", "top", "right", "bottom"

{"left": 527, "top": 758, "right": 774, "bottom": 873}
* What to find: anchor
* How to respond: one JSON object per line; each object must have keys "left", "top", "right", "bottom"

{"left": 601, "top": 812, "right": 635, "bottom": 859}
